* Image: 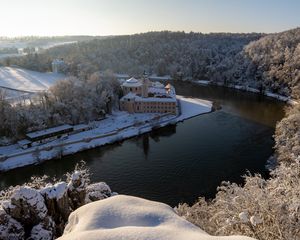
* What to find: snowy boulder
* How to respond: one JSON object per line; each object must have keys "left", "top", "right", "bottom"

{"left": 39, "top": 182, "right": 71, "bottom": 235}
{"left": 2, "top": 186, "right": 48, "bottom": 226}
{"left": 84, "top": 182, "right": 113, "bottom": 203}
{"left": 67, "top": 171, "right": 89, "bottom": 209}
{"left": 29, "top": 216, "right": 55, "bottom": 240}
{"left": 59, "top": 195, "right": 256, "bottom": 240}
{"left": 40, "top": 182, "right": 68, "bottom": 200}
{"left": 0, "top": 205, "right": 25, "bottom": 239}
{"left": 40, "top": 182, "right": 70, "bottom": 222}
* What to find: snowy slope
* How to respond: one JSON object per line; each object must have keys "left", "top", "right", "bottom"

{"left": 59, "top": 195, "right": 255, "bottom": 240}
{"left": 0, "top": 67, "right": 65, "bottom": 92}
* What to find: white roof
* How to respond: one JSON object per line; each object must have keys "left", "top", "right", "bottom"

{"left": 121, "top": 92, "right": 176, "bottom": 103}
{"left": 114, "top": 73, "right": 130, "bottom": 79}
{"left": 135, "top": 96, "right": 177, "bottom": 103}
{"left": 122, "top": 78, "right": 142, "bottom": 87}
{"left": 17, "top": 139, "right": 32, "bottom": 145}
{"left": 151, "top": 82, "right": 165, "bottom": 88}
{"left": 121, "top": 92, "right": 136, "bottom": 100}
{"left": 26, "top": 124, "right": 73, "bottom": 139}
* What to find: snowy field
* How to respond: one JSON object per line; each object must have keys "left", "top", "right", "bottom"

{"left": 59, "top": 195, "right": 255, "bottom": 240}
{"left": 0, "top": 67, "right": 65, "bottom": 99}
{"left": 0, "top": 95, "right": 212, "bottom": 171}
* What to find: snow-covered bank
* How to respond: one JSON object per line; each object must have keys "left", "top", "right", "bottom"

{"left": 0, "top": 95, "right": 212, "bottom": 172}
{"left": 177, "top": 95, "right": 212, "bottom": 121}
{"left": 192, "top": 80, "right": 297, "bottom": 104}
{"left": 194, "top": 80, "right": 211, "bottom": 85}
{"left": 59, "top": 195, "right": 255, "bottom": 240}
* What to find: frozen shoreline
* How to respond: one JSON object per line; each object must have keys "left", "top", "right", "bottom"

{"left": 0, "top": 95, "right": 212, "bottom": 172}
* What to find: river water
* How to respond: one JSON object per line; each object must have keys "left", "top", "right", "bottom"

{"left": 0, "top": 82, "right": 285, "bottom": 206}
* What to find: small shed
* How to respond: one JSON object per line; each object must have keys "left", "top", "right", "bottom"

{"left": 72, "top": 124, "right": 92, "bottom": 134}
{"left": 26, "top": 124, "right": 74, "bottom": 142}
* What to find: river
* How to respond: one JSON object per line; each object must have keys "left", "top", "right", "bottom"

{"left": 0, "top": 82, "right": 285, "bottom": 206}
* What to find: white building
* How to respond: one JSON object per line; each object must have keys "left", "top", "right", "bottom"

{"left": 120, "top": 76, "right": 177, "bottom": 115}
{"left": 52, "top": 59, "right": 65, "bottom": 73}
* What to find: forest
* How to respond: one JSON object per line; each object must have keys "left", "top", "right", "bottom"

{"left": 4, "top": 28, "right": 300, "bottom": 97}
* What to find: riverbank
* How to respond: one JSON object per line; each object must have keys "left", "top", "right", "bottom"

{"left": 0, "top": 95, "right": 212, "bottom": 172}
{"left": 191, "top": 80, "right": 298, "bottom": 105}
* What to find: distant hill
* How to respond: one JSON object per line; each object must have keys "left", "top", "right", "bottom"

{"left": 218, "top": 27, "right": 300, "bottom": 97}
{"left": 5, "top": 31, "right": 262, "bottom": 76}
{"left": 0, "top": 36, "right": 105, "bottom": 49}
{"left": 242, "top": 28, "right": 300, "bottom": 97}
{"left": 4, "top": 28, "right": 300, "bottom": 97}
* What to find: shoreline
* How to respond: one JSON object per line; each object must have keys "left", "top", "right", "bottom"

{"left": 0, "top": 95, "right": 212, "bottom": 172}
{"left": 191, "top": 80, "right": 298, "bottom": 105}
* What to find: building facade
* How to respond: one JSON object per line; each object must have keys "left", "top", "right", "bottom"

{"left": 120, "top": 77, "right": 177, "bottom": 115}
{"left": 52, "top": 59, "right": 65, "bottom": 73}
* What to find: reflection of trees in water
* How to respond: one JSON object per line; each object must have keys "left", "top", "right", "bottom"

{"left": 133, "top": 125, "right": 177, "bottom": 158}
{"left": 142, "top": 134, "right": 149, "bottom": 158}
{"left": 150, "top": 125, "right": 177, "bottom": 141}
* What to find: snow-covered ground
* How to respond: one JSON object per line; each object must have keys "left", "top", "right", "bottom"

{"left": 177, "top": 95, "right": 212, "bottom": 121}
{"left": 59, "top": 195, "right": 255, "bottom": 240}
{"left": 148, "top": 74, "right": 172, "bottom": 81}
{"left": 194, "top": 80, "right": 211, "bottom": 85}
{"left": 0, "top": 53, "right": 24, "bottom": 60}
{"left": 0, "top": 95, "right": 212, "bottom": 172}
{"left": 0, "top": 67, "right": 65, "bottom": 100}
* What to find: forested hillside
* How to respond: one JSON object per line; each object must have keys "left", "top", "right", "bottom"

{"left": 5, "top": 31, "right": 261, "bottom": 81}
{"left": 222, "top": 28, "right": 300, "bottom": 97}
{"left": 5, "top": 28, "right": 300, "bottom": 97}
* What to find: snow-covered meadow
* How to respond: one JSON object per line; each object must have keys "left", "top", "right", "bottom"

{"left": 0, "top": 67, "right": 65, "bottom": 99}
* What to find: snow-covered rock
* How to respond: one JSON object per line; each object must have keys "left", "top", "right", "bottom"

{"left": 0, "top": 206, "right": 25, "bottom": 239}
{"left": 67, "top": 170, "right": 89, "bottom": 209}
{"left": 3, "top": 186, "right": 48, "bottom": 226}
{"left": 40, "top": 182, "right": 68, "bottom": 200}
{"left": 29, "top": 217, "right": 55, "bottom": 240}
{"left": 40, "top": 182, "right": 71, "bottom": 228}
{"left": 59, "top": 195, "right": 256, "bottom": 240}
{"left": 84, "top": 182, "right": 113, "bottom": 203}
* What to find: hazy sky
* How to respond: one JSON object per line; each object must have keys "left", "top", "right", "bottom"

{"left": 0, "top": 0, "right": 299, "bottom": 36}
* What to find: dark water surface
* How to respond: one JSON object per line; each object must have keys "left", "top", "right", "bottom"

{"left": 0, "top": 83, "right": 285, "bottom": 206}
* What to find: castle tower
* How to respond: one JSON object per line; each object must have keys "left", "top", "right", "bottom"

{"left": 141, "top": 72, "right": 150, "bottom": 98}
